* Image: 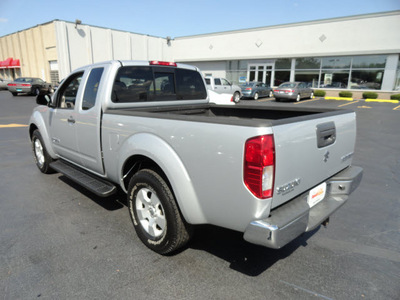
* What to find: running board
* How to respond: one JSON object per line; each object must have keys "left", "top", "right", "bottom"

{"left": 50, "top": 160, "right": 117, "bottom": 197}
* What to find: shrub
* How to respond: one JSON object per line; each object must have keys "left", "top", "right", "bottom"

{"left": 390, "top": 94, "right": 400, "bottom": 100}
{"left": 339, "top": 91, "right": 353, "bottom": 98}
{"left": 362, "top": 92, "right": 378, "bottom": 99}
{"left": 313, "top": 90, "right": 326, "bottom": 97}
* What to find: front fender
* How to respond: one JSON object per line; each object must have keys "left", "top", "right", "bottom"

{"left": 117, "top": 132, "right": 206, "bottom": 224}
{"left": 29, "top": 108, "right": 57, "bottom": 159}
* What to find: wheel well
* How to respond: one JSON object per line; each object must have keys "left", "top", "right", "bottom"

{"left": 122, "top": 155, "right": 169, "bottom": 191}
{"left": 29, "top": 124, "right": 38, "bottom": 140}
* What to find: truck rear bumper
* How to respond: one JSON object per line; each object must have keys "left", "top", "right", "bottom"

{"left": 243, "top": 166, "right": 363, "bottom": 249}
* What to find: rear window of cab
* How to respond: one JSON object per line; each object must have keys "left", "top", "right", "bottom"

{"left": 111, "top": 66, "right": 207, "bottom": 102}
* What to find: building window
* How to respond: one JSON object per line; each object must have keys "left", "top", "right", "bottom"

{"left": 274, "top": 71, "right": 290, "bottom": 86}
{"left": 321, "top": 70, "right": 349, "bottom": 88}
{"left": 296, "top": 58, "right": 321, "bottom": 69}
{"left": 350, "top": 70, "right": 384, "bottom": 90}
{"left": 295, "top": 71, "right": 320, "bottom": 88}
{"left": 322, "top": 57, "right": 351, "bottom": 69}
{"left": 352, "top": 55, "right": 386, "bottom": 68}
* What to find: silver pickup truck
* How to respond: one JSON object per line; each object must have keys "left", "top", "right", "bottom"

{"left": 29, "top": 60, "right": 363, "bottom": 255}
{"left": 205, "top": 76, "right": 242, "bottom": 103}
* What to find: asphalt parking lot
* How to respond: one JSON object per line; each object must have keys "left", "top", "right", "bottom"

{"left": 0, "top": 90, "right": 399, "bottom": 300}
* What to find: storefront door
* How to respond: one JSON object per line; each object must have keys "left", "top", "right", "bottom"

{"left": 248, "top": 64, "right": 274, "bottom": 86}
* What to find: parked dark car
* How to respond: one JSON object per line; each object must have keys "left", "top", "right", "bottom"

{"left": 273, "top": 82, "right": 313, "bottom": 102}
{"left": 240, "top": 82, "right": 273, "bottom": 100}
{"left": 7, "top": 77, "right": 52, "bottom": 96}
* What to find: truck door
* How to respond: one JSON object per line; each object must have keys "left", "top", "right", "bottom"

{"left": 221, "top": 78, "right": 233, "bottom": 94}
{"left": 74, "top": 67, "right": 105, "bottom": 174}
{"left": 213, "top": 78, "right": 223, "bottom": 93}
{"left": 49, "top": 71, "right": 84, "bottom": 164}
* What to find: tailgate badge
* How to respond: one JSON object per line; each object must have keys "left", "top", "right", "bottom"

{"left": 276, "top": 178, "right": 301, "bottom": 195}
{"left": 323, "top": 151, "right": 330, "bottom": 162}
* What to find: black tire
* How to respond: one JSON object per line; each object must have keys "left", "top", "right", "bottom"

{"left": 32, "top": 129, "right": 54, "bottom": 174}
{"left": 127, "top": 169, "right": 192, "bottom": 255}
{"left": 32, "top": 87, "right": 40, "bottom": 96}
{"left": 268, "top": 90, "right": 273, "bottom": 98}
{"left": 253, "top": 92, "right": 259, "bottom": 100}
{"left": 296, "top": 94, "right": 301, "bottom": 102}
{"left": 275, "top": 98, "right": 280, "bottom": 102}
{"left": 11, "top": 92, "right": 18, "bottom": 96}
{"left": 233, "top": 92, "right": 240, "bottom": 103}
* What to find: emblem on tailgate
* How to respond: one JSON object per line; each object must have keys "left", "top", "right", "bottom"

{"left": 276, "top": 178, "right": 301, "bottom": 195}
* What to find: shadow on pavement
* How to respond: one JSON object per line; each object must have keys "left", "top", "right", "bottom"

{"left": 189, "top": 224, "right": 320, "bottom": 276}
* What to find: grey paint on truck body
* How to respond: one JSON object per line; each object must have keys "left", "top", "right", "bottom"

{"left": 29, "top": 60, "right": 362, "bottom": 248}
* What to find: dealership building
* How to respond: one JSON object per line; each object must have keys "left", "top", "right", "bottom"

{"left": 1, "top": 10, "right": 399, "bottom": 92}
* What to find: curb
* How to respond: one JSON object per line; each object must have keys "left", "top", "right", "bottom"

{"left": 324, "top": 97, "right": 353, "bottom": 101}
{"left": 365, "top": 99, "right": 399, "bottom": 104}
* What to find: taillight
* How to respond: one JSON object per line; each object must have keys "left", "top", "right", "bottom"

{"left": 150, "top": 60, "right": 177, "bottom": 67}
{"left": 245, "top": 88, "right": 252, "bottom": 90}
{"left": 244, "top": 135, "right": 275, "bottom": 199}
{"left": 8, "top": 83, "right": 16, "bottom": 86}
{"left": 22, "top": 84, "right": 31, "bottom": 87}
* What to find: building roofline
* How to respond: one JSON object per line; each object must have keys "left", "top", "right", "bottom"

{"left": 175, "top": 10, "right": 400, "bottom": 39}
{"left": 0, "top": 19, "right": 166, "bottom": 40}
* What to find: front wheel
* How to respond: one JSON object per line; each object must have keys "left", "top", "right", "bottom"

{"left": 32, "top": 130, "right": 54, "bottom": 174}
{"left": 269, "top": 90, "right": 273, "bottom": 98}
{"left": 127, "top": 169, "right": 192, "bottom": 255}
{"left": 310, "top": 92, "right": 314, "bottom": 99}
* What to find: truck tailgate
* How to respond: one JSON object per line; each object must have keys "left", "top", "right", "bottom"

{"left": 271, "top": 111, "right": 356, "bottom": 209}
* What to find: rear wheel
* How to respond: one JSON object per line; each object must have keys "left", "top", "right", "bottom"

{"left": 233, "top": 92, "right": 240, "bottom": 103}
{"left": 127, "top": 169, "right": 192, "bottom": 255}
{"left": 32, "top": 87, "right": 40, "bottom": 96}
{"left": 11, "top": 92, "right": 18, "bottom": 96}
{"left": 296, "top": 94, "right": 301, "bottom": 102}
{"left": 275, "top": 98, "right": 280, "bottom": 102}
{"left": 253, "top": 92, "right": 259, "bottom": 100}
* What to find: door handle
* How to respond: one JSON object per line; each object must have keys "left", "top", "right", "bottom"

{"left": 67, "top": 117, "right": 75, "bottom": 124}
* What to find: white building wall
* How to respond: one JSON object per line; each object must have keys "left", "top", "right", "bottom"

{"left": 54, "top": 21, "right": 172, "bottom": 79}
{"left": 172, "top": 11, "right": 400, "bottom": 62}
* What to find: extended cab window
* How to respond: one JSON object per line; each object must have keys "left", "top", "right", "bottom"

{"left": 82, "top": 68, "right": 104, "bottom": 110}
{"left": 112, "top": 66, "right": 206, "bottom": 102}
{"left": 57, "top": 72, "right": 84, "bottom": 109}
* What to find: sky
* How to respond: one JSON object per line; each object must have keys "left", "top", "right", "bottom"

{"left": 0, "top": 0, "right": 399, "bottom": 38}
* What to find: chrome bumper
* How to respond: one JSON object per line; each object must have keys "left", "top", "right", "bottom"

{"left": 243, "top": 166, "right": 363, "bottom": 249}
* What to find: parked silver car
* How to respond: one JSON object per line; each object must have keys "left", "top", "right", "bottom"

{"left": 240, "top": 82, "right": 273, "bottom": 100}
{"left": 0, "top": 77, "right": 11, "bottom": 90}
{"left": 273, "top": 82, "right": 314, "bottom": 102}
{"left": 7, "top": 77, "right": 52, "bottom": 96}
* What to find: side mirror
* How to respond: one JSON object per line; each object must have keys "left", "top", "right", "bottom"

{"left": 36, "top": 94, "right": 51, "bottom": 106}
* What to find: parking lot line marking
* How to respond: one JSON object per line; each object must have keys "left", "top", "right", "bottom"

{"left": 365, "top": 99, "right": 399, "bottom": 104}
{"left": 257, "top": 98, "right": 274, "bottom": 102}
{"left": 280, "top": 281, "right": 333, "bottom": 300}
{"left": 393, "top": 105, "right": 400, "bottom": 111}
{"left": 294, "top": 98, "right": 320, "bottom": 105}
{"left": 338, "top": 100, "right": 360, "bottom": 107}
{"left": 0, "top": 123, "right": 28, "bottom": 128}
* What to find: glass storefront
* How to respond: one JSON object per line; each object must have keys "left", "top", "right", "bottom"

{"left": 224, "top": 54, "right": 393, "bottom": 90}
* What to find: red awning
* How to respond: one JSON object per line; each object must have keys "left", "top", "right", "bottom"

{"left": 0, "top": 57, "right": 20, "bottom": 68}
{"left": 10, "top": 59, "right": 20, "bottom": 68}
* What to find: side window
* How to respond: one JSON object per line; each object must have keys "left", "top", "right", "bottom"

{"left": 214, "top": 78, "right": 222, "bottom": 85}
{"left": 82, "top": 68, "right": 104, "bottom": 110}
{"left": 221, "top": 78, "right": 230, "bottom": 86}
{"left": 176, "top": 68, "right": 207, "bottom": 100}
{"left": 57, "top": 72, "right": 84, "bottom": 109}
{"left": 112, "top": 66, "right": 154, "bottom": 102}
